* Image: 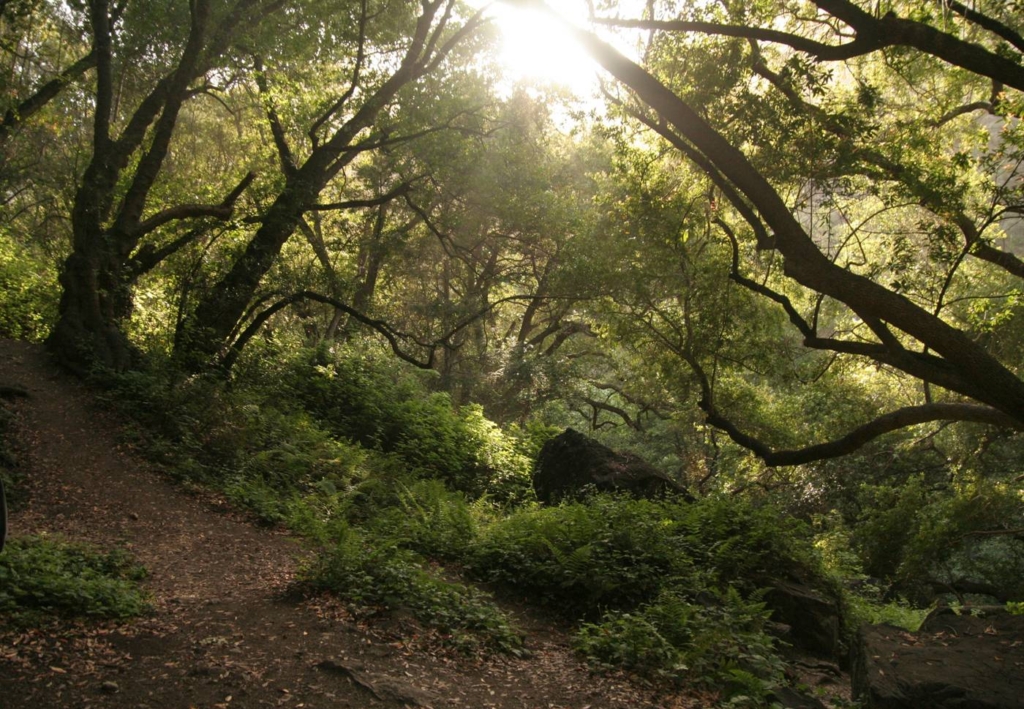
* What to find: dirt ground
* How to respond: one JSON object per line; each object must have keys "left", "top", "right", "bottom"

{"left": 0, "top": 339, "right": 698, "bottom": 709}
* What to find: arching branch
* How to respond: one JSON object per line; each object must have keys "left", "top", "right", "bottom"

{"left": 220, "top": 291, "right": 544, "bottom": 372}
{"left": 596, "top": 1, "right": 1024, "bottom": 92}
{"left": 551, "top": 6, "right": 1024, "bottom": 421}
{"left": 943, "top": 1, "right": 1024, "bottom": 54}
{"left": 593, "top": 17, "right": 879, "bottom": 61}
{"left": 703, "top": 402, "right": 1021, "bottom": 467}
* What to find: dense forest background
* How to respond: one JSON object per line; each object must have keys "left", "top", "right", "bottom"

{"left": 2, "top": 0, "right": 1024, "bottom": 704}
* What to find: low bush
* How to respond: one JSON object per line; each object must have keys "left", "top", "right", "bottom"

{"left": 1, "top": 400, "right": 28, "bottom": 512}
{"left": 0, "top": 230, "right": 57, "bottom": 342}
{"left": 471, "top": 494, "right": 824, "bottom": 703}
{"left": 368, "top": 479, "right": 479, "bottom": 561}
{"left": 575, "top": 587, "right": 784, "bottom": 698}
{"left": 299, "top": 522, "right": 522, "bottom": 654}
{"left": 0, "top": 535, "right": 149, "bottom": 624}
{"left": 471, "top": 494, "right": 816, "bottom": 615}
{"left": 284, "top": 347, "right": 532, "bottom": 497}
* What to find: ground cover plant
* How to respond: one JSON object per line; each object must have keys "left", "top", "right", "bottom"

{"left": 0, "top": 535, "right": 149, "bottom": 625}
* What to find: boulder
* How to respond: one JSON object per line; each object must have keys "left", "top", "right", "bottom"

{"left": 852, "top": 607, "right": 1024, "bottom": 709}
{"left": 764, "top": 580, "right": 842, "bottom": 660}
{"left": 532, "top": 428, "right": 689, "bottom": 504}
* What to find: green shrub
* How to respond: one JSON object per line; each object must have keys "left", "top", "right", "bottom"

{"left": 1, "top": 402, "right": 28, "bottom": 512}
{"left": 0, "top": 536, "right": 149, "bottom": 624}
{"left": 472, "top": 496, "right": 688, "bottom": 611}
{"left": 0, "top": 230, "right": 57, "bottom": 342}
{"left": 471, "top": 494, "right": 815, "bottom": 615}
{"left": 300, "top": 523, "right": 522, "bottom": 654}
{"left": 285, "top": 347, "right": 531, "bottom": 496}
{"left": 574, "top": 611, "right": 680, "bottom": 676}
{"left": 575, "top": 588, "right": 783, "bottom": 700}
{"left": 852, "top": 476, "right": 1024, "bottom": 603}
{"left": 370, "top": 479, "right": 479, "bottom": 561}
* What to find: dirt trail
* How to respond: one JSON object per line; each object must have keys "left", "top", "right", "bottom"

{"left": 0, "top": 340, "right": 677, "bottom": 709}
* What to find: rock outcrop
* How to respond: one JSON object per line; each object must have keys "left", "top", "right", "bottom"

{"left": 852, "top": 606, "right": 1024, "bottom": 709}
{"left": 764, "top": 580, "right": 842, "bottom": 660}
{"left": 532, "top": 428, "right": 689, "bottom": 504}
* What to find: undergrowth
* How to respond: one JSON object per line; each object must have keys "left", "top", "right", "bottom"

{"left": 94, "top": 344, "right": 850, "bottom": 703}
{"left": 0, "top": 535, "right": 149, "bottom": 625}
{"left": 297, "top": 521, "right": 522, "bottom": 655}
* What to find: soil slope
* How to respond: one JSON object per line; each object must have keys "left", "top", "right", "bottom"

{"left": 0, "top": 339, "right": 684, "bottom": 709}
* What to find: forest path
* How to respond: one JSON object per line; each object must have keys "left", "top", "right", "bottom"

{"left": 0, "top": 339, "right": 673, "bottom": 709}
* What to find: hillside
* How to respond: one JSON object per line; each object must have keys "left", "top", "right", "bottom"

{"left": 0, "top": 339, "right": 670, "bottom": 709}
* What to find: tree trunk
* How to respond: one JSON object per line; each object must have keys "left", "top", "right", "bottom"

{"left": 48, "top": 242, "right": 136, "bottom": 374}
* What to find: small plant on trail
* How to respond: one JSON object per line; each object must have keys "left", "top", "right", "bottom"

{"left": 0, "top": 535, "right": 149, "bottom": 625}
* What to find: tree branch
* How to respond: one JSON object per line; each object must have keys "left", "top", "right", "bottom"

{"left": 944, "top": 0, "right": 1024, "bottom": 54}
{"left": 592, "top": 17, "right": 880, "bottom": 61}
{"left": 309, "top": 181, "right": 412, "bottom": 211}
{"left": 130, "top": 171, "right": 255, "bottom": 241}
{"left": 715, "top": 219, "right": 813, "bottom": 337}
{"left": 0, "top": 49, "right": 98, "bottom": 145}
{"left": 254, "top": 55, "right": 296, "bottom": 176}
{"left": 582, "top": 396, "right": 638, "bottom": 430}
{"left": 703, "top": 401, "right": 1020, "bottom": 467}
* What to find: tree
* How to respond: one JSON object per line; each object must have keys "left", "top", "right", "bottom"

{"left": 529, "top": 0, "right": 1024, "bottom": 464}
{"left": 174, "top": 0, "right": 489, "bottom": 370}
{"left": 45, "top": 0, "right": 275, "bottom": 372}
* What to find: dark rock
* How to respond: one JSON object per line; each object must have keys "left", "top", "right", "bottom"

{"left": 532, "top": 428, "right": 690, "bottom": 504}
{"left": 764, "top": 580, "right": 843, "bottom": 660}
{"left": 852, "top": 608, "right": 1024, "bottom": 709}
{"left": 770, "top": 686, "right": 828, "bottom": 709}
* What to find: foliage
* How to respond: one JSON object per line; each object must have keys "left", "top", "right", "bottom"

{"left": 0, "top": 536, "right": 149, "bottom": 625}
{"left": 0, "top": 398, "right": 29, "bottom": 513}
{"left": 7, "top": 0, "right": 1024, "bottom": 696}
{"left": 850, "top": 475, "right": 1024, "bottom": 603}
{"left": 368, "top": 479, "right": 479, "bottom": 561}
{"left": 575, "top": 588, "right": 784, "bottom": 699}
{"left": 298, "top": 522, "right": 522, "bottom": 655}
{"left": 285, "top": 346, "right": 533, "bottom": 498}
{"left": 472, "top": 494, "right": 817, "bottom": 614}
{"left": 0, "top": 230, "right": 57, "bottom": 342}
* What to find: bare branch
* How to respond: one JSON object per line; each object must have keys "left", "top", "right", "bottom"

{"left": 944, "top": 0, "right": 1024, "bottom": 53}
{"left": 715, "top": 219, "right": 813, "bottom": 337}
{"left": 592, "top": 17, "right": 879, "bottom": 60}
{"left": 131, "top": 171, "right": 255, "bottom": 240}
{"left": 253, "top": 56, "right": 296, "bottom": 176}
{"left": 583, "top": 396, "right": 639, "bottom": 430}
{"left": 220, "top": 290, "right": 543, "bottom": 372}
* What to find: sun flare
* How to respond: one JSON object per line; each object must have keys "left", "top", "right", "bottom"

{"left": 479, "top": 0, "right": 598, "bottom": 94}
